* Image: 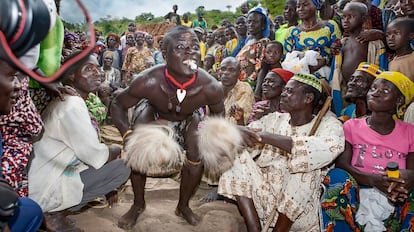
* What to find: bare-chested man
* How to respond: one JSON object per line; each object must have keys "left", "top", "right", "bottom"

{"left": 111, "top": 26, "right": 225, "bottom": 229}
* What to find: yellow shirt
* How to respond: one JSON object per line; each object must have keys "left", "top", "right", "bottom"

{"left": 200, "top": 41, "right": 206, "bottom": 62}
{"left": 225, "top": 38, "right": 238, "bottom": 55}
{"left": 181, "top": 21, "right": 192, "bottom": 27}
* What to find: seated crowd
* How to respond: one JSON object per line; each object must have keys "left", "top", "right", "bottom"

{"left": 1, "top": 0, "right": 414, "bottom": 231}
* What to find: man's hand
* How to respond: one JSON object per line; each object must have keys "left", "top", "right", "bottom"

{"left": 238, "top": 126, "right": 262, "bottom": 147}
{"left": 230, "top": 104, "right": 244, "bottom": 124}
{"left": 252, "top": 102, "right": 271, "bottom": 121}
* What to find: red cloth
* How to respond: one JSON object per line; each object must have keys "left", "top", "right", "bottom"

{"left": 270, "top": 68, "right": 294, "bottom": 83}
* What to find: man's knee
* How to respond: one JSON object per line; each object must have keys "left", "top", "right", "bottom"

{"left": 107, "top": 159, "right": 131, "bottom": 182}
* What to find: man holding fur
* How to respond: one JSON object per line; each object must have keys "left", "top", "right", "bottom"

{"left": 111, "top": 26, "right": 225, "bottom": 229}
{"left": 218, "top": 73, "right": 345, "bottom": 231}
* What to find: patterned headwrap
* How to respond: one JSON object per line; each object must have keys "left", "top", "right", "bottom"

{"left": 270, "top": 68, "right": 294, "bottom": 83}
{"left": 356, "top": 62, "right": 382, "bottom": 77}
{"left": 291, "top": 73, "right": 322, "bottom": 93}
{"left": 248, "top": 6, "right": 270, "bottom": 38}
{"left": 64, "top": 33, "right": 76, "bottom": 41}
{"left": 312, "top": 0, "right": 323, "bottom": 9}
{"left": 376, "top": 71, "right": 414, "bottom": 108}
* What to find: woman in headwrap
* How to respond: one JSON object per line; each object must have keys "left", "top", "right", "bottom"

{"left": 62, "top": 33, "right": 77, "bottom": 60}
{"left": 247, "top": 68, "right": 294, "bottom": 123}
{"left": 321, "top": 71, "right": 414, "bottom": 231}
{"left": 284, "top": 0, "right": 341, "bottom": 79}
{"left": 236, "top": 6, "right": 271, "bottom": 91}
{"left": 99, "top": 33, "right": 123, "bottom": 70}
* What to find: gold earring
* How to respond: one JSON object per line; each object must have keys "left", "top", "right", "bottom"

{"left": 396, "top": 104, "right": 406, "bottom": 119}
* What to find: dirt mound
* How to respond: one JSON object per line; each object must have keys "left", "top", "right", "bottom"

{"left": 137, "top": 22, "right": 175, "bottom": 43}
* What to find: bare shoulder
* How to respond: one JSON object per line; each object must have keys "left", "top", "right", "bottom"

{"left": 196, "top": 69, "right": 224, "bottom": 111}
{"left": 128, "top": 65, "right": 165, "bottom": 89}
{"left": 197, "top": 68, "right": 222, "bottom": 92}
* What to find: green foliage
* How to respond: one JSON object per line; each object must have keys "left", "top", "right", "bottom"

{"left": 203, "top": 10, "right": 238, "bottom": 28}
{"left": 77, "top": 1, "right": 285, "bottom": 37}
{"left": 62, "top": 20, "right": 81, "bottom": 32}
{"left": 262, "top": 0, "right": 286, "bottom": 17}
{"left": 135, "top": 12, "right": 155, "bottom": 22}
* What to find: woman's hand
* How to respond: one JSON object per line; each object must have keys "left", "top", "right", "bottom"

{"left": 43, "top": 83, "right": 79, "bottom": 100}
{"left": 330, "top": 38, "right": 342, "bottom": 56}
{"left": 368, "top": 173, "right": 394, "bottom": 195}
{"left": 309, "top": 58, "right": 327, "bottom": 74}
{"left": 387, "top": 170, "right": 414, "bottom": 203}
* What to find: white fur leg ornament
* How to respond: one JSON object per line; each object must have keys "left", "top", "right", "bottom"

{"left": 197, "top": 117, "right": 243, "bottom": 178}
{"left": 123, "top": 124, "right": 184, "bottom": 174}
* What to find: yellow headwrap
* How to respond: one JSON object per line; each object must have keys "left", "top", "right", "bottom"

{"left": 376, "top": 71, "right": 414, "bottom": 118}
{"left": 356, "top": 62, "right": 382, "bottom": 77}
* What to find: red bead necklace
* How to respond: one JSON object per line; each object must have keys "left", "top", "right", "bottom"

{"left": 164, "top": 67, "right": 197, "bottom": 103}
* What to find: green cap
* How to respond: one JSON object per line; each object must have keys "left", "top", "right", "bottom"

{"left": 291, "top": 73, "right": 322, "bottom": 93}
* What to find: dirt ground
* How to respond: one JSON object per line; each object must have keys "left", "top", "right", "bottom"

{"left": 66, "top": 125, "right": 247, "bottom": 232}
{"left": 67, "top": 178, "right": 247, "bottom": 232}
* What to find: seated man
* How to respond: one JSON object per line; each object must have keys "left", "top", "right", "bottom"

{"left": 28, "top": 54, "right": 131, "bottom": 232}
{"left": 220, "top": 57, "right": 255, "bottom": 125}
{"left": 218, "top": 73, "right": 345, "bottom": 231}
{"left": 339, "top": 62, "right": 381, "bottom": 121}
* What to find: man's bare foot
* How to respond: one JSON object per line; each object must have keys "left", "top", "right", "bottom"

{"left": 175, "top": 206, "right": 201, "bottom": 225}
{"left": 118, "top": 204, "right": 145, "bottom": 230}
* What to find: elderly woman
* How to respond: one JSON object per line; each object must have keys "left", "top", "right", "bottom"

{"left": 247, "top": 68, "right": 294, "bottom": 124}
{"left": 284, "top": 0, "right": 341, "bottom": 79}
{"left": 29, "top": 54, "right": 130, "bottom": 231}
{"left": 236, "top": 6, "right": 271, "bottom": 91}
{"left": 321, "top": 71, "right": 414, "bottom": 231}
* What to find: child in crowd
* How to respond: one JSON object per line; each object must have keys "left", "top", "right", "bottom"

{"left": 203, "top": 54, "right": 216, "bottom": 79}
{"left": 386, "top": 17, "right": 414, "bottom": 123}
{"left": 254, "top": 41, "right": 283, "bottom": 101}
{"left": 387, "top": 17, "right": 414, "bottom": 80}
{"left": 330, "top": 2, "right": 387, "bottom": 115}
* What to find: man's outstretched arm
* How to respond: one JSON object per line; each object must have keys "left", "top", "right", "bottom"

{"left": 111, "top": 86, "right": 142, "bottom": 136}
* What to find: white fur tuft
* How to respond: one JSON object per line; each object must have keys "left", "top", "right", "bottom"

{"left": 197, "top": 117, "right": 243, "bottom": 178}
{"left": 123, "top": 124, "right": 184, "bottom": 174}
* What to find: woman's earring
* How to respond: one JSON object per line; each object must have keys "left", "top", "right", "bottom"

{"left": 396, "top": 103, "right": 406, "bottom": 119}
